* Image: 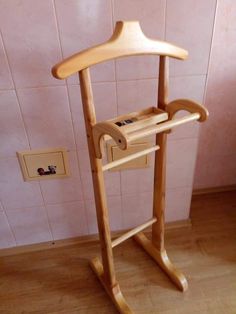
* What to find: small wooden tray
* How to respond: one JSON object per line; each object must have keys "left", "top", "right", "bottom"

{"left": 108, "top": 107, "right": 168, "bottom": 133}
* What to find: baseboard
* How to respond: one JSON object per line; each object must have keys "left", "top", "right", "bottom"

{"left": 0, "top": 218, "right": 191, "bottom": 257}
{"left": 193, "top": 184, "right": 236, "bottom": 196}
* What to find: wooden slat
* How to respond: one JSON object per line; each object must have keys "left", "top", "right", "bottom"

{"left": 127, "top": 113, "right": 200, "bottom": 143}
{"left": 111, "top": 217, "right": 157, "bottom": 248}
{"left": 102, "top": 145, "right": 159, "bottom": 172}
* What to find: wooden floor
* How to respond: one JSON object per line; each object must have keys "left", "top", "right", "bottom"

{"left": 0, "top": 191, "right": 235, "bottom": 314}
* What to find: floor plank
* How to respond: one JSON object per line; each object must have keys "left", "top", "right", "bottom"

{"left": 0, "top": 191, "right": 235, "bottom": 313}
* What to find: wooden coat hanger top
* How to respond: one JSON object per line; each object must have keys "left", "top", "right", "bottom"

{"left": 52, "top": 20, "right": 188, "bottom": 79}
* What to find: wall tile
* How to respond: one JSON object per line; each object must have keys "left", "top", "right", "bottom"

{"left": 168, "top": 75, "right": 206, "bottom": 140}
{"left": 67, "top": 85, "right": 87, "bottom": 150}
{"left": 0, "top": 212, "right": 16, "bottom": 249}
{"left": 165, "top": 187, "right": 193, "bottom": 221}
{"left": 0, "top": 157, "right": 44, "bottom": 210}
{"left": 55, "top": 0, "right": 115, "bottom": 84}
{"left": 194, "top": 0, "right": 236, "bottom": 189}
{"left": 0, "top": 34, "right": 13, "bottom": 89}
{"left": 113, "top": 0, "right": 165, "bottom": 80}
{"left": 166, "top": 138, "right": 198, "bottom": 189}
{"left": 18, "top": 86, "right": 75, "bottom": 150}
{"left": 68, "top": 82, "right": 117, "bottom": 151}
{"left": 0, "top": 90, "right": 29, "bottom": 157}
{"left": 6, "top": 206, "right": 52, "bottom": 245}
{"left": 121, "top": 166, "right": 154, "bottom": 196}
{"left": 194, "top": 153, "right": 236, "bottom": 189}
{"left": 85, "top": 195, "right": 123, "bottom": 234}
{"left": 46, "top": 201, "right": 88, "bottom": 240}
{"left": 166, "top": 0, "right": 217, "bottom": 76}
{"left": 0, "top": 0, "right": 63, "bottom": 88}
{"left": 121, "top": 192, "right": 153, "bottom": 229}
{"left": 40, "top": 151, "right": 83, "bottom": 204}
{"left": 117, "top": 79, "right": 157, "bottom": 114}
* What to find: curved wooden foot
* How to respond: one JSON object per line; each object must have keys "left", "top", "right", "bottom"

{"left": 134, "top": 232, "right": 188, "bottom": 292}
{"left": 90, "top": 257, "right": 133, "bottom": 314}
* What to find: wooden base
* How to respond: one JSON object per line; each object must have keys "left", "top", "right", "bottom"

{"left": 90, "top": 257, "right": 133, "bottom": 314}
{"left": 90, "top": 232, "right": 188, "bottom": 313}
{"left": 134, "top": 232, "right": 188, "bottom": 292}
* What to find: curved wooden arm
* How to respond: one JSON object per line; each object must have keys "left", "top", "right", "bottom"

{"left": 93, "top": 122, "right": 128, "bottom": 159}
{"left": 166, "top": 99, "right": 209, "bottom": 122}
{"left": 52, "top": 21, "right": 188, "bottom": 79}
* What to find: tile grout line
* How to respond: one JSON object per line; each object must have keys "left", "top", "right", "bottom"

{"left": 0, "top": 73, "right": 209, "bottom": 93}
{"left": 110, "top": 0, "right": 124, "bottom": 229}
{"left": 0, "top": 29, "right": 38, "bottom": 245}
{"left": 0, "top": 29, "right": 32, "bottom": 151}
{"left": 202, "top": 0, "right": 218, "bottom": 107}
{"left": 2, "top": 210, "right": 18, "bottom": 247}
{"left": 164, "top": 0, "right": 167, "bottom": 40}
{"left": 52, "top": 0, "right": 90, "bottom": 234}
{"left": 192, "top": 0, "right": 218, "bottom": 191}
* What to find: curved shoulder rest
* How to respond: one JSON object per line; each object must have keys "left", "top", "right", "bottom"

{"left": 52, "top": 21, "right": 188, "bottom": 79}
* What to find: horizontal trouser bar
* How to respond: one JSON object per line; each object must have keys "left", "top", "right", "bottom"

{"left": 127, "top": 112, "right": 200, "bottom": 143}
{"left": 111, "top": 217, "right": 157, "bottom": 248}
{"left": 102, "top": 145, "right": 159, "bottom": 172}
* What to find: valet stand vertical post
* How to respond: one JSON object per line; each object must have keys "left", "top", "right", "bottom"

{"left": 52, "top": 21, "right": 209, "bottom": 314}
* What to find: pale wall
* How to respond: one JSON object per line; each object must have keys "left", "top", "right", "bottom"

{"left": 0, "top": 0, "right": 220, "bottom": 248}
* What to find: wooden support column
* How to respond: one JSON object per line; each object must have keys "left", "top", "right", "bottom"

{"left": 152, "top": 56, "right": 169, "bottom": 250}
{"left": 79, "top": 68, "right": 116, "bottom": 287}
{"left": 134, "top": 56, "right": 188, "bottom": 292}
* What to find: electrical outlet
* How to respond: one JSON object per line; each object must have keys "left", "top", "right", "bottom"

{"left": 17, "top": 148, "right": 70, "bottom": 181}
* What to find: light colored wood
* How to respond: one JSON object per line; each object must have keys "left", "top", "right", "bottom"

{"left": 193, "top": 184, "right": 236, "bottom": 195}
{"left": 167, "top": 98, "right": 209, "bottom": 122}
{"left": 90, "top": 257, "right": 133, "bottom": 314}
{"left": 93, "top": 111, "right": 200, "bottom": 158}
{"left": 93, "top": 107, "right": 167, "bottom": 158}
{"left": 0, "top": 218, "right": 191, "bottom": 257}
{"left": 144, "top": 54, "right": 188, "bottom": 292}
{"left": 134, "top": 232, "right": 188, "bottom": 291}
{"left": 152, "top": 132, "right": 167, "bottom": 252}
{"left": 0, "top": 191, "right": 235, "bottom": 314}
{"left": 79, "top": 68, "right": 117, "bottom": 288}
{"left": 52, "top": 21, "right": 188, "bottom": 79}
{"left": 158, "top": 56, "right": 169, "bottom": 110}
{"left": 111, "top": 217, "right": 157, "bottom": 248}
{"left": 50, "top": 19, "right": 209, "bottom": 314}
{"left": 126, "top": 112, "right": 200, "bottom": 142}
{"left": 102, "top": 145, "right": 159, "bottom": 172}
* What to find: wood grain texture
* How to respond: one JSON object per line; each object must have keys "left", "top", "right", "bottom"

{"left": 166, "top": 99, "right": 209, "bottom": 122}
{"left": 52, "top": 21, "right": 188, "bottom": 79}
{"left": 0, "top": 191, "right": 235, "bottom": 314}
{"left": 79, "top": 68, "right": 117, "bottom": 288}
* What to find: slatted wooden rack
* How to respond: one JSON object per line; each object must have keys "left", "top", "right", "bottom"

{"left": 52, "top": 21, "right": 209, "bottom": 314}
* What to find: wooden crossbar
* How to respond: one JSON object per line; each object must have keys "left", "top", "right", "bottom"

{"left": 127, "top": 112, "right": 200, "bottom": 142}
{"left": 111, "top": 217, "right": 157, "bottom": 248}
{"left": 102, "top": 145, "right": 159, "bottom": 172}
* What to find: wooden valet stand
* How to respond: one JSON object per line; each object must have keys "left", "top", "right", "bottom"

{"left": 52, "top": 21, "right": 209, "bottom": 314}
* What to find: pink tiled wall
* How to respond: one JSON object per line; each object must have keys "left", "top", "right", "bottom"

{"left": 194, "top": 0, "right": 236, "bottom": 189}
{"left": 0, "top": 0, "right": 219, "bottom": 249}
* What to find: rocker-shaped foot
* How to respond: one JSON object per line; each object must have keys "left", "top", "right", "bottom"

{"left": 134, "top": 232, "right": 188, "bottom": 292}
{"left": 90, "top": 257, "right": 133, "bottom": 314}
